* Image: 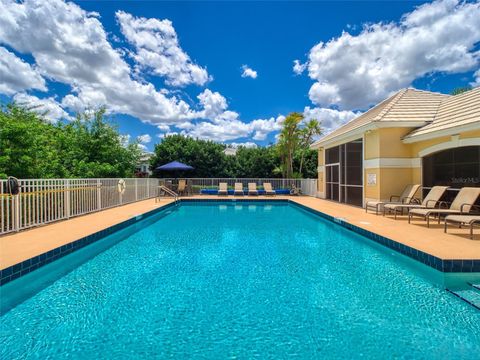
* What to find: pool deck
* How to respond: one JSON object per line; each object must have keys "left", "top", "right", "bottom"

{"left": 1, "top": 196, "right": 479, "bottom": 272}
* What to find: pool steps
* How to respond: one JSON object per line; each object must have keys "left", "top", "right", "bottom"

{"left": 447, "top": 284, "right": 480, "bottom": 310}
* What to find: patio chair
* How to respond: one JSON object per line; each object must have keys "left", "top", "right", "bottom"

{"left": 177, "top": 179, "right": 187, "bottom": 196}
{"left": 263, "top": 182, "right": 276, "bottom": 196}
{"left": 365, "top": 184, "right": 420, "bottom": 215}
{"left": 290, "top": 184, "right": 302, "bottom": 196}
{"left": 218, "top": 182, "right": 228, "bottom": 196}
{"left": 383, "top": 186, "right": 448, "bottom": 219}
{"left": 248, "top": 183, "right": 258, "bottom": 196}
{"left": 408, "top": 187, "right": 480, "bottom": 227}
{"left": 234, "top": 183, "right": 244, "bottom": 196}
{"left": 444, "top": 215, "right": 480, "bottom": 239}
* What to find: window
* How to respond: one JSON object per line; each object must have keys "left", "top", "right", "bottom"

{"left": 325, "top": 139, "right": 363, "bottom": 206}
{"left": 422, "top": 145, "right": 480, "bottom": 203}
{"left": 423, "top": 146, "right": 480, "bottom": 188}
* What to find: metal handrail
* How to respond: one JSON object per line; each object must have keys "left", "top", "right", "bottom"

{"left": 158, "top": 185, "right": 178, "bottom": 202}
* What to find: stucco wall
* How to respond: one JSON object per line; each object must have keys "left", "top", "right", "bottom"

{"left": 317, "top": 148, "right": 325, "bottom": 197}
{"left": 317, "top": 127, "right": 480, "bottom": 204}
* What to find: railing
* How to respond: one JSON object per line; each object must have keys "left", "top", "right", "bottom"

{"left": 0, "top": 178, "right": 160, "bottom": 235}
{"left": 161, "top": 178, "right": 318, "bottom": 197}
{"left": 157, "top": 185, "right": 178, "bottom": 202}
{"left": 0, "top": 177, "right": 318, "bottom": 235}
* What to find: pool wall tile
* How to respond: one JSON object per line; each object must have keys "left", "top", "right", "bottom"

{"left": 1, "top": 198, "right": 480, "bottom": 287}
{"left": 288, "top": 200, "right": 480, "bottom": 274}
{"left": 0, "top": 201, "right": 177, "bottom": 287}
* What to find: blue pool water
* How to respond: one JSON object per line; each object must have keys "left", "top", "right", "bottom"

{"left": 1, "top": 201, "right": 480, "bottom": 359}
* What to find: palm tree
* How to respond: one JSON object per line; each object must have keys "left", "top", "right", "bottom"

{"left": 278, "top": 112, "right": 303, "bottom": 178}
{"left": 298, "top": 119, "right": 322, "bottom": 176}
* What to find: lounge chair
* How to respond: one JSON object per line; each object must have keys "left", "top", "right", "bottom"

{"left": 248, "top": 183, "right": 258, "bottom": 196}
{"left": 444, "top": 215, "right": 480, "bottom": 239}
{"left": 263, "top": 183, "right": 276, "bottom": 196}
{"left": 177, "top": 179, "right": 187, "bottom": 196}
{"left": 218, "top": 182, "right": 228, "bottom": 196}
{"left": 383, "top": 186, "right": 448, "bottom": 219}
{"left": 234, "top": 183, "right": 244, "bottom": 196}
{"left": 365, "top": 184, "right": 420, "bottom": 215}
{"left": 408, "top": 187, "right": 480, "bottom": 227}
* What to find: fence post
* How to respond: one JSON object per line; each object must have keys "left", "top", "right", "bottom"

{"left": 147, "top": 179, "right": 150, "bottom": 198}
{"left": 135, "top": 178, "right": 138, "bottom": 201}
{"left": 14, "top": 193, "right": 20, "bottom": 232}
{"left": 65, "top": 179, "right": 71, "bottom": 219}
{"left": 97, "top": 179, "right": 102, "bottom": 211}
{"left": 119, "top": 179, "right": 123, "bottom": 205}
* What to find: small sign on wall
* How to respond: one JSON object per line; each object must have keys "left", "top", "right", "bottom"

{"left": 367, "top": 173, "right": 377, "bottom": 186}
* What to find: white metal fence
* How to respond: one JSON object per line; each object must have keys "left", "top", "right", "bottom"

{"left": 1, "top": 177, "right": 318, "bottom": 235}
{"left": 0, "top": 178, "right": 160, "bottom": 235}
{"left": 161, "top": 178, "right": 318, "bottom": 196}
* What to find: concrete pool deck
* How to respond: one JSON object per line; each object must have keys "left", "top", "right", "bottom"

{"left": 1, "top": 195, "right": 479, "bottom": 271}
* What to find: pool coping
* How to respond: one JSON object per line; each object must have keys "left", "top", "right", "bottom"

{"left": 1, "top": 198, "right": 479, "bottom": 286}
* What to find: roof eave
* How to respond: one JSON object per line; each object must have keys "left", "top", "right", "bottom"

{"left": 311, "top": 121, "right": 426, "bottom": 149}
{"left": 402, "top": 122, "right": 480, "bottom": 144}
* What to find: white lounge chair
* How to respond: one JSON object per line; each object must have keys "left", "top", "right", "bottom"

{"left": 366, "top": 184, "right": 420, "bottom": 215}
{"left": 218, "top": 182, "right": 228, "bottom": 196}
{"left": 234, "top": 183, "right": 244, "bottom": 196}
{"left": 263, "top": 183, "right": 275, "bottom": 196}
{"left": 248, "top": 183, "right": 258, "bottom": 196}
{"left": 383, "top": 186, "right": 448, "bottom": 219}
{"left": 409, "top": 187, "right": 480, "bottom": 227}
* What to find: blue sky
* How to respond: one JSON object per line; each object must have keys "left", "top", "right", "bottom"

{"left": 1, "top": 0, "right": 479, "bottom": 151}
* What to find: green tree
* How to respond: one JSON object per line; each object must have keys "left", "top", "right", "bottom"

{"left": 277, "top": 112, "right": 303, "bottom": 178}
{"left": 234, "top": 146, "right": 279, "bottom": 178}
{"left": 298, "top": 119, "right": 322, "bottom": 175}
{"left": 59, "top": 108, "right": 141, "bottom": 177}
{"left": 151, "top": 134, "right": 231, "bottom": 177}
{"left": 0, "top": 103, "right": 64, "bottom": 178}
{"left": 450, "top": 86, "right": 472, "bottom": 95}
{"left": 0, "top": 104, "right": 140, "bottom": 178}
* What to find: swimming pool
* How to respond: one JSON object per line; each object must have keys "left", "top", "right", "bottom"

{"left": 1, "top": 201, "right": 479, "bottom": 359}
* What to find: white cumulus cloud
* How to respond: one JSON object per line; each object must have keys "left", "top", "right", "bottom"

{"left": 0, "top": 0, "right": 196, "bottom": 125}
{"left": 292, "top": 60, "right": 307, "bottom": 75}
{"left": 13, "top": 93, "right": 71, "bottom": 122}
{"left": 300, "top": 0, "right": 480, "bottom": 110}
{"left": 302, "top": 106, "right": 359, "bottom": 134}
{"left": 196, "top": 89, "right": 228, "bottom": 119}
{"left": 229, "top": 142, "right": 258, "bottom": 148}
{"left": 116, "top": 11, "right": 210, "bottom": 87}
{"left": 182, "top": 114, "right": 284, "bottom": 142}
{"left": 0, "top": 47, "right": 46, "bottom": 95}
{"left": 137, "top": 134, "right": 152, "bottom": 144}
{"left": 241, "top": 65, "right": 258, "bottom": 79}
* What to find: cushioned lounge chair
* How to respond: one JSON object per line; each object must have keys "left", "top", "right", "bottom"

{"left": 383, "top": 186, "right": 448, "bottom": 219}
{"left": 234, "top": 183, "right": 244, "bottom": 196}
{"left": 218, "top": 182, "right": 228, "bottom": 196}
{"left": 444, "top": 215, "right": 480, "bottom": 239}
{"left": 408, "top": 187, "right": 480, "bottom": 227}
{"left": 263, "top": 183, "right": 276, "bottom": 196}
{"left": 365, "top": 184, "right": 420, "bottom": 215}
{"left": 248, "top": 183, "right": 258, "bottom": 196}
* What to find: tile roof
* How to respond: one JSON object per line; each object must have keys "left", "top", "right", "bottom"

{"left": 312, "top": 88, "right": 449, "bottom": 147}
{"left": 403, "top": 87, "right": 480, "bottom": 140}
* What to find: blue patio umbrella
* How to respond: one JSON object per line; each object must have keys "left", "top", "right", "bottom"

{"left": 155, "top": 161, "right": 194, "bottom": 171}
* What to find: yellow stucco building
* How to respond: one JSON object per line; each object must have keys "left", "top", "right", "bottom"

{"left": 311, "top": 87, "right": 480, "bottom": 207}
